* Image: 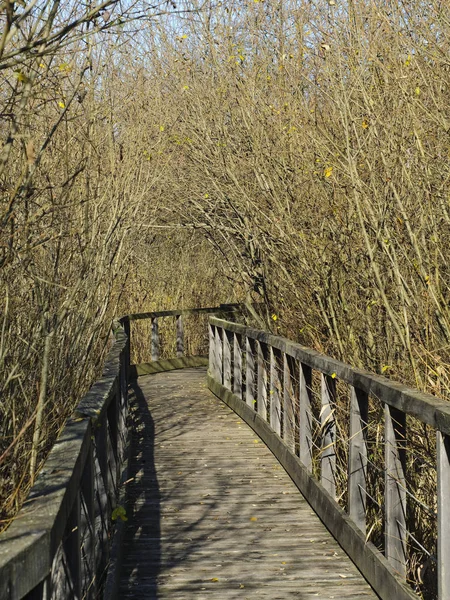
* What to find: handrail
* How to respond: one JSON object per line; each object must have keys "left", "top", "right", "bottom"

{"left": 0, "top": 323, "right": 130, "bottom": 600}
{"left": 208, "top": 317, "right": 449, "bottom": 600}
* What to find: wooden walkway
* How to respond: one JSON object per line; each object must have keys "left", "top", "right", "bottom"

{"left": 119, "top": 368, "right": 379, "bottom": 599}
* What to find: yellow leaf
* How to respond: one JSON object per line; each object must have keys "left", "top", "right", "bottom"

{"left": 381, "top": 365, "right": 391, "bottom": 374}
{"left": 271, "top": 313, "right": 277, "bottom": 321}
{"left": 324, "top": 166, "right": 333, "bottom": 178}
{"left": 250, "top": 516, "right": 258, "bottom": 521}
{"left": 211, "top": 578, "right": 219, "bottom": 582}
{"left": 253, "top": 439, "right": 259, "bottom": 443}
{"left": 159, "top": 125, "right": 165, "bottom": 132}
{"left": 415, "top": 86, "right": 420, "bottom": 96}
{"left": 14, "top": 71, "right": 29, "bottom": 83}
{"left": 58, "top": 101, "right": 65, "bottom": 109}
{"left": 112, "top": 506, "right": 128, "bottom": 522}
{"left": 331, "top": 372, "right": 337, "bottom": 379}
{"left": 362, "top": 119, "right": 369, "bottom": 129}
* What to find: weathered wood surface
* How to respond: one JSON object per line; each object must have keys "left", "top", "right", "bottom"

{"left": 119, "top": 368, "right": 378, "bottom": 599}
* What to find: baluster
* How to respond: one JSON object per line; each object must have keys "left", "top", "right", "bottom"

{"left": 384, "top": 405, "right": 407, "bottom": 578}
{"left": 223, "top": 330, "right": 232, "bottom": 390}
{"left": 151, "top": 317, "right": 160, "bottom": 361}
{"left": 233, "top": 333, "right": 242, "bottom": 399}
{"left": 80, "top": 444, "right": 96, "bottom": 598}
{"left": 257, "top": 341, "right": 268, "bottom": 420}
{"left": 299, "top": 363, "right": 313, "bottom": 471}
{"left": 348, "top": 386, "right": 368, "bottom": 533}
{"left": 122, "top": 316, "right": 130, "bottom": 383}
{"left": 321, "top": 374, "right": 336, "bottom": 498}
{"left": 245, "top": 337, "right": 255, "bottom": 408}
{"left": 283, "top": 353, "right": 295, "bottom": 452}
{"left": 209, "top": 324, "right": 215, "bottom": 377}
{"left": 215, "top": 326, "right": 223, "bottom": 383}
{"left": 64, "top": 492, "right": 82, "bottom": 599}
{"left": 437, "top": 431, "right": 450, "bottom": 600}
{"left": 270, "top": 347, "right": 281, "bottom": 435}
{"left": 176, "top": 314, "right": 184, "bottom": 357}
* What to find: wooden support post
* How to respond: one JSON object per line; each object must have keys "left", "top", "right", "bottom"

{"left": 122, "top": 316, "right": 130, "bottom": 383}
{"left": 283, "top": 354, "right": 295, "bottom": 452}
{"left": 257, "top": 341, "right": 268, "bottom": 421}
{"left": 299, "top": 363, "right": 313, "bottom": 471}
{"left": 215, "top": 326, "right": 223, "bottom": 384}
{"left": 437, "top": 431, "right": 450, "bottom": 600}
{"left": 348, "top": 386, "right": 368, "bottom": 533}
{"left": 209, "top": 324, "right": 215, "bottom": 377}
{"left": 64, "top": 492, "right": 82, "bottom": 599}
{"left": 245, "top": 337, "right": 255, "bottom": 408}
{"left": 321, "top": 374, "right": 336, "bottom": 498}
{"left": 151, "top": 317, "right": 160, "bottom": 361}
{"left": 385, "top": 405, "right": 407, "bottom": 579}
{"left": 270, "top": 347, "right": 281, "bottom": 435}
{"left": 223, "top": 330, "right": 232, "bottom": 390}
{"left": 176, "top": 314, "right": 184, "bottom": 357}
{"left": 80, "top": 444, "right": 96, "bottom": 598}
{"left": 233, "top": 333, "right": 242, "bottom": 399}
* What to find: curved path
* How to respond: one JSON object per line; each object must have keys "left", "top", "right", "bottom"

{"left": 119, "top": 368, "right": 378, "bottom": 599}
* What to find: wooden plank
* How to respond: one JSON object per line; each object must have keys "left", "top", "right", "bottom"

{"left": 233, "top": 333, "right": 242, "bottom": 399}
{"left": 385, "top": 405, "right": 407, "bottom": 579}
{"left": 128, "top": 304, "right": 241, "bottom": 321}
{"left": 437, "top": 432, "right": 450, "bottom": 600}
{"left": 223, "top": 330, "right": 232, "bottom": 391}
{"left": 209, "top": 318, "right": 450, "bottom": 437}
{"left": 245, "top": 336, "right": 255, "bottom": 409}
{"left": 321, "top": 374, "right": 336, "bottom": 499}
{"left": 176, "top": 315, "right": 184, "bottom": 357}
{"left": 215, "top": 327, "right": 223, "bottom": 384}
{"left": 348, "top": 386, "right": 368, "bottom": 534}
{"left": 256, "top": 341, "right": 268, "bottom": 421}
{"left": 283, "top": 354, "right": 295, "bottom": 452}
{"left": 270, "top": 347, "right": 281, "bottom": 435}
{"left": 120, "top": 368, "right": 380, "bottom": 600}
{"left": 208, "top": 324, "right": 215, "bottom": 377}
{"left": 299, "top": 362, "right": 313, "bottom": 472}
{"left": 63, "top": 493, "right": 82, "bottom": 599}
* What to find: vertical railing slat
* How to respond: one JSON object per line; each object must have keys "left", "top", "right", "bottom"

{"left": 151, "top": 316, "right": 160, "bottom": 361}
{"left": 283, "top": 353, "right": 295, "bottom": 452}
{"left": 233, "top": 333, "right": 242, "bottom": 399}
{"left": 270, "top": 347, "right": 281, "bottom": 435}
{"left": 321, "top": 374, "right": 336, "bottom": 498}
{"left": 437, "top": 431, "right": 450, "bottom": 600}
{"left": 257, "top": 341, "right": 268, "bottom": 421}
{"left": 299, "top": 363, "right": 313, "bottom": 471}
{"left": 245, "top": 337, "right": 255, "bottom": 408}
{"left": 176, "top": 314, "right": 184, "bottom": 357}
{"left": 223, "top": 329, "right": 232, "bottom": 390}
{"left": 209, "top": 324, "right": 215, "bottom": 377}
{"left": 64, "top": 492, "right": 82, "bottom": 599}
{"left": 385, "top": 405, "right": 407, "bottom": 579}
{"left": 348, "top": 386, "right": 368, "bottom": 533}
{"left": 215, "top": 326, "right": 223, "bottom": 384}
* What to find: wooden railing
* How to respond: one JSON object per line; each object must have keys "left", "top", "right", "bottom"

{"left": 0, "top": 323, "right": 129, "bottom": 600}
{"left": 0, "top": 305, "right": 240, "bottom": 600}
{"left": 208, "top": 317, "right": 450, "bottom": 600}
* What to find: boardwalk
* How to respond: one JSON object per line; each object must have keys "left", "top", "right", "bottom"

{"left": 119, "top": 367, "right": 378, "bottom": 599}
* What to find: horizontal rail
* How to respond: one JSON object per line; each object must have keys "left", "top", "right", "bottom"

{"left": 209, "top": 318, "right": 449, "bottom": 600}
{"left": 127, "top": 303, "right": 241, "bottom": 321}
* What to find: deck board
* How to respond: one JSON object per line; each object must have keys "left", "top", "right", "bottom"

{"left": 119, "top": 368, "right": 379, "bottom": 599}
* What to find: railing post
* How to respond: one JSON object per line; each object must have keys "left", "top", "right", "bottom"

{"left": 385, "top": 405, "right": 407, "bottom": 579}
{"left": 64, "top": 492, "right": 82, "bottom": 599}
{"left": 215, "top": 326, "right": 223, "bottom": 383}
{"left": 283, "top": 353, "right": 295, "bottom": 452}
{"left": 321, "top": 374, "right": 336, "bottom": 498}
{"left": 256, "top": 341, "right": 268, "bottom": 421}
{"left": 223, "top": 330, "right": 232, "bottom": 390}
{"left": 233, "top": 333, "right": 242, "bottom": 399}
{"left": 437, "top": 431, "right": 450, "bottom": 600}
{"left": 176, "top": 314, "right": 184, "bottom": 357}
{"left": 80, "top": 443, "right": 96, "bottom": 598}
{"left": 270, "top": 347, "right": 281, "bottom": 435}
{"left": 348, "top": 386, "right": 368, "bottom": 533}
{"left": 151, "top": 317, "right": 160, "bottom": 361}
{"left": 245, "top": 336, "right": 255, "bottom": 408}
{"left": 209, "top": 323, "right": 215, "bottom": 377}
{"left": 299, "top": 362, "right": 313, "bottom": 471}
{"left": 122, "top": 316, "right": 130, "bottom": 382}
